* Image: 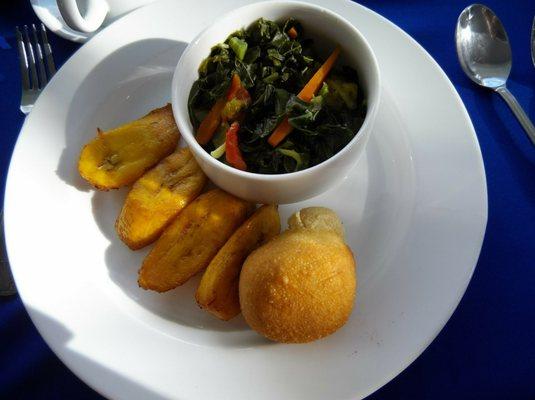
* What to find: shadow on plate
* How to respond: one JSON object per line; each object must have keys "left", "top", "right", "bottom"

{"left": 25, "top": 305, "right": 168, "bottom": 400}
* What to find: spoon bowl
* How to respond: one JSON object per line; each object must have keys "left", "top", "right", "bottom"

{"left": 456, "top": 4, "right": 512, "bottom": 89}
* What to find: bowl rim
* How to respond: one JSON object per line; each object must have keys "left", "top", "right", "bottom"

{"left": 172, "top": 0, "right": 381, "bottom": 182}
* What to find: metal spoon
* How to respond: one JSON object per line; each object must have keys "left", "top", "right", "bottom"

{"left": 456, "top": 4, "right": 535, "bottom": 145}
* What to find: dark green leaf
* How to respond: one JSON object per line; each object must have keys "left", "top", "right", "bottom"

{"left": 188, "top": 17, "right": 366, "bottom": 174}
{"left": 243, "top": 46, "right": 261, "bottom": 64}
{"left": 247, "top": 18, "right": 279, "bottom": 44}
{"left": 270, "top": 31, "right": 288, "bottom": 48}
{"left": 286, "top": 95, "right": 322, "bottom": 131}
{"left": 274, "top": 88, "right": 290, "bottom": 115}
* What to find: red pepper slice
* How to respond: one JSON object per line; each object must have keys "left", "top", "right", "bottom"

{"left": 225, "top": 122, "right": 247, "bottom": 171}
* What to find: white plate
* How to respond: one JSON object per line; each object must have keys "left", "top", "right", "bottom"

{"left": 5, "top": 0, "right": 487, "bottom": 399}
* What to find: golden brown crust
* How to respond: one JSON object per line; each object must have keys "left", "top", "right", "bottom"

{"left": 78, "top": 104, "right": 180, "bottom": 190}
{"left": 115, "top": 148, "right": 207, "bottom": 250}
{"left": 196, "top": 205, "right": 280, "bottom": 320}
{"left": 138, "top": 189, "right": 253, "bottom": 292}
{"left": 288, "top": 207, "right": 345, "bottom": 238}
{"left": 239, "top": 229, "right": 356, "bottom": 343}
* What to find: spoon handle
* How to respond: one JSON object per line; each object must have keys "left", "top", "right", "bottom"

{"left": 496, "top": 87, "right": 535, "bottom": 145}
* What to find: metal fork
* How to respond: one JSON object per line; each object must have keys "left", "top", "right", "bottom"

{"left": 16, "top": 23, "right": 56, "bottom": 114}
{"left": 1, "top": 24, "right": 57, "bottom": 295}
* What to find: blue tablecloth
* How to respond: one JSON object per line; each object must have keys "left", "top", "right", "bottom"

{"left": 1, "top": 0, "right": 534, "bottom": 398}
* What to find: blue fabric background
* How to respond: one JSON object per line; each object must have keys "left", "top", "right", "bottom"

{"left": 1, "top": 0, "right": 534, "bottom": 398}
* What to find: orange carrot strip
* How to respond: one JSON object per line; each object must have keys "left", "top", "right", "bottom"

{"left": 267, "top": 117, "right": 292, "bottom": 147}
{"left": 288, "top": 27, "right": 298, "bottom": 39}
{"left": 268, "top": 46, "right": 341, "bottom": 147}
{"left": 196, "top": 98, "right": 226, "bottom": 145}
{"left": 298, "top": 46, "right": 340, "bottom": 102}
{"left": 226, "top": 74, "right": 242, "bottom": 101}
{"left": 228, "top": 74, "right": 251, "bottom": 103}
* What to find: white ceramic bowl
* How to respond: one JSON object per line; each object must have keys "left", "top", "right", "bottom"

{"left": 172, "top": 1, "right": 380, "bottom": 204}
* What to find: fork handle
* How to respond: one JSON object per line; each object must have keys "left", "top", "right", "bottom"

{"left": 57, "top": 0, "right": 109, "bottom": 33}
{"left": 496, "top": 86, "right": 535, "bottom": 145}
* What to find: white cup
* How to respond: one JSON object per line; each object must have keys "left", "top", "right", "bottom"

{"left": 172, "top": 1, "right": 381, "bottom": 204}
{"left": 56, "top": 0, "right": 153, "bottom": 33}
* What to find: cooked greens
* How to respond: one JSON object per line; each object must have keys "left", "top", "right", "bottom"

{"left": 188, "top": 18, "right": 366, "bottom": 174}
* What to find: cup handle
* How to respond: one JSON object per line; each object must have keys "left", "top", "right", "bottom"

{"left": 56, "top": 0, "right": 110, "bottom": 33}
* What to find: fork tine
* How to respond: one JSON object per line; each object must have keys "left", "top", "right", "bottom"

{"left": 23, "top": 25, "right": 39, "bottom": 90}
{"left": 31, "top": 24, "right": 48, "bottom": 86}
{"left": 40, "top": 24, "right": 56, "bottom": 77}
{"left": 15, "top": 26, "right": 30, "bottom": 91}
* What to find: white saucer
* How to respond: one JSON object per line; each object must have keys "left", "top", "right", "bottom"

{"left": 6, "top": 0, "right": 487, "bottom": 399}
